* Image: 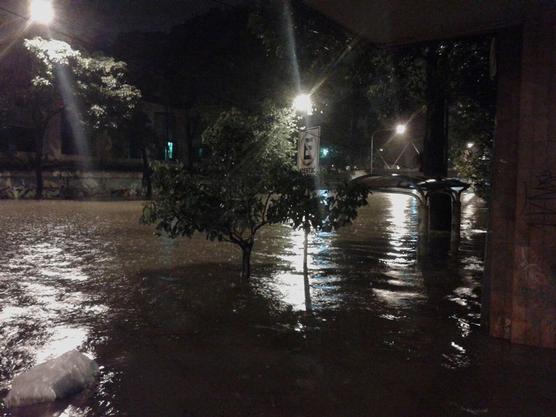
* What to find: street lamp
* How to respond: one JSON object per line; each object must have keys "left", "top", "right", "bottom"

{"left": 29, "top": 0, "right": 55, "bottom": 25}
{"left": 293, "top": 93, "right": 313, "bottom": 115}
{"left": 395, "top": 123, "right": 407, "bottom": 135}
{"left": 370, "top": 123, "right": 407, "bottom": 175}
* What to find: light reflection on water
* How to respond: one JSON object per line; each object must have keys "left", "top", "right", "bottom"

{"left": 1, "top": 240, "right": 97, "bottom": 390}
{"left": 1, "top": 196, "right": 555, "bottom": 417}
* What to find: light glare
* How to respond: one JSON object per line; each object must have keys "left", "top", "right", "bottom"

{"left": 395, "top": 124, "right": 407, "bottom": 135}
{"left": 293, "top": 94, "right": 313, "bottom": 115}
{"left": 30, "top": 0, "right": 54, "bottom": 25}
{"left": 466, "top": 142, "right": 474, "bottom": 149}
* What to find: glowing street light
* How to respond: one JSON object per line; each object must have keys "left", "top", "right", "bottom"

{"left": 30, "top": 0, "right": 55, "bottom": 25}
{"left": 370, "top": 122, "right": 408, "bottom": 175}
{"left": 293, "top": 94, "right": 313, "bottom": 115}
{"left": 395, "top": 123, "right": 407, "bottom": 135}
{"left": 466, "top": 142, "right": 474, "bottom": 149}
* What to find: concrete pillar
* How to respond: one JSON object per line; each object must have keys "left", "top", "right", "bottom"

{"left": 487, "top": 10, "right": 556, "bottom": 348}
{"left": 484, "top": 28, "right": 522, "bottom": 340}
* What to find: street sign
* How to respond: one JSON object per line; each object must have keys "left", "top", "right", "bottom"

{"left": 297, "top": 126, "right": 321, "bottom": 175}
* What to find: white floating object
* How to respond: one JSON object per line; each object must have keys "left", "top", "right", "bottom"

{"left": 4, "top": 350, "right": 99, "bottom": 408}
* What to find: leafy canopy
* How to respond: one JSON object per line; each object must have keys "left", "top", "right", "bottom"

{"left": 21, "top": 36, "right": 141, "bottom": 129}
{"left": 143, "top": 106, "right": 298, "bottom": 244}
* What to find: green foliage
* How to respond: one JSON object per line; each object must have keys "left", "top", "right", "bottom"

{"left": 270, "top": 172, "right": 369, "bottom": 232}
{"left": 365, "top": 48, "right": 426, "bottom": 122}
{"left": 22, "top": 37, "right": 141, "bottom": 130}
{"left": 142, "top": 106, "right": 299, "bottom": 273}
{"left": 143, "top": 105, "right": 369, "bottom": 279}
{"left": 449, "top": 98, "right": 494, "bottom": 198}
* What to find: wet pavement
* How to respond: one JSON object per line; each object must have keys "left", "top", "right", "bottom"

{"left": 0, "top": 194, "right": 555, "bottom": 417}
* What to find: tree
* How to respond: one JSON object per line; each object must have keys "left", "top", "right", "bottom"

{"left": 251, "top": 2, "right": 496, "bottom": 182}
{"left": 0, "top": 37, "right": 141, "bottom": 199}
{"left": 112, "top": 6, "right": 286, "bottom": 168}
{"left": 250, "top": 0, "right": 373, "bottom": 168}
{"left": 449, "top": 98, "right": 494, "bottom": 198}
{"left": 142, "top": 105, "right": 368, "bottom": 280}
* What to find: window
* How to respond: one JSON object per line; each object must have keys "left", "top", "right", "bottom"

{"left": 165, "top": 141, "right": 175, "bottom": 160}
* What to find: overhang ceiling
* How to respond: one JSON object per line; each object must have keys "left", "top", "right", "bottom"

{"left": 304, "top": 0, "right": 530, "bottom": 45}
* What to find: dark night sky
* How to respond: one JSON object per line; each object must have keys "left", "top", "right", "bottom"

{"left": 0, "top": 0, "right": 246, "bottom": 44}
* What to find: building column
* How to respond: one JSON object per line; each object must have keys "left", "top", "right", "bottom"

{"left": 484, "top": 28, "right": 522, "bottom": 339}
{"left": 487, "top": 9, "right": 556, "bottom": 348}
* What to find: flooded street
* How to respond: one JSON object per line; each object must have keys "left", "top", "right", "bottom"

{"left": 1, "top": 194, "right": 555, "bottom": 417}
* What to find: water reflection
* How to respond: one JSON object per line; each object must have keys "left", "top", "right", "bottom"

{"left": 1, "top": 197, "right": 555, "bottom": 417}
{"left": 384, "top": 194, "right": 418, "bottom": 268}
{"left": 0, "top": 236, "right": 99, "bottom": 397}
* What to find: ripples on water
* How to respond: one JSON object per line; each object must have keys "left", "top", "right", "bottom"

{"left": 0, "top": 196, "right": 555, "bottom": 417}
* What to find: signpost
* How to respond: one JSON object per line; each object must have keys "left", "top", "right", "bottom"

{"left": 297, "top": 126, "right": 321, "bottom": 175}
{"left": 297, "top": 126, "right": 320, "bottom": 312}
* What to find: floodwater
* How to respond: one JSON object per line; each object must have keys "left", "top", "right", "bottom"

{"left": 0, "top": 195, "right": 555, "bottom": 417}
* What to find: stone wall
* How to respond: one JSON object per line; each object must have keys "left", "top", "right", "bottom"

{"left": 0, "top": 170, "right": 144, "bottom": 200}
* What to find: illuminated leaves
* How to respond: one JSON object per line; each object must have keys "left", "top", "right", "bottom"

{"left": 22, "top": 36, "right": 141, "bottom": 130}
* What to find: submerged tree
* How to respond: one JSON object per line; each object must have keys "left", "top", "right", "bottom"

{"left": 142, "top": 105, "right": 368, "bottom": 280}
{"left": 0, "top": 37, "right": 141, "bottom": 198}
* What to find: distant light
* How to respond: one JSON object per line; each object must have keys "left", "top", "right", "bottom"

{"left": 321, "top": 147, "right": 329, "bottom": 158}
{"left": 466, "top": 142, "right": 474, "bottom": 149}
{"left": 395, "top": 124, "right": 407, "bottom": 135}
{"left": 293, "top": 94, "right": 313, "bottom": 115}
{"left": 30, "top": 0, "right": 54, "bottom": 24}
{"left": 165, "top": 141, "right": 174, "bottom": 160}
{"left": 396, "top": 165, "right": 400, "bottom": 170}
{"left": 379, "top": 148, "right": 384, "bottom": 152}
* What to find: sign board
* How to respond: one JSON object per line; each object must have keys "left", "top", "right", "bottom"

{"left": 297, "top": 126, "right": 321, "bottom": 175}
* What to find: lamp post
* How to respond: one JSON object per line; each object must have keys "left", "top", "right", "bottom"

{"left": 293, "top": 93, "right": 315, "bottom": 312}
{"left": 370, "top": 123, "right": 407, "bottom": 175}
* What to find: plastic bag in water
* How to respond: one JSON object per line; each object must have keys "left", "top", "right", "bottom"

{"left": 4, "top": 350, "right": 99, "bottom": 408}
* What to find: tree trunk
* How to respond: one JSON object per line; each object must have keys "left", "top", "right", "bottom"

{"left": 141, "top": 146, "right": 152, "bottom": 199}
{"left": 185, "top": 110, "right": 199, "bottom": 169}
{"left": 34, "top": 128, "right": 45, "bottom": 200}
{"left": 423, "top": 44, "right": 449, "bottom": 178}
{"left": 241, "top": 243, "right": 253, "bottom": 281}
